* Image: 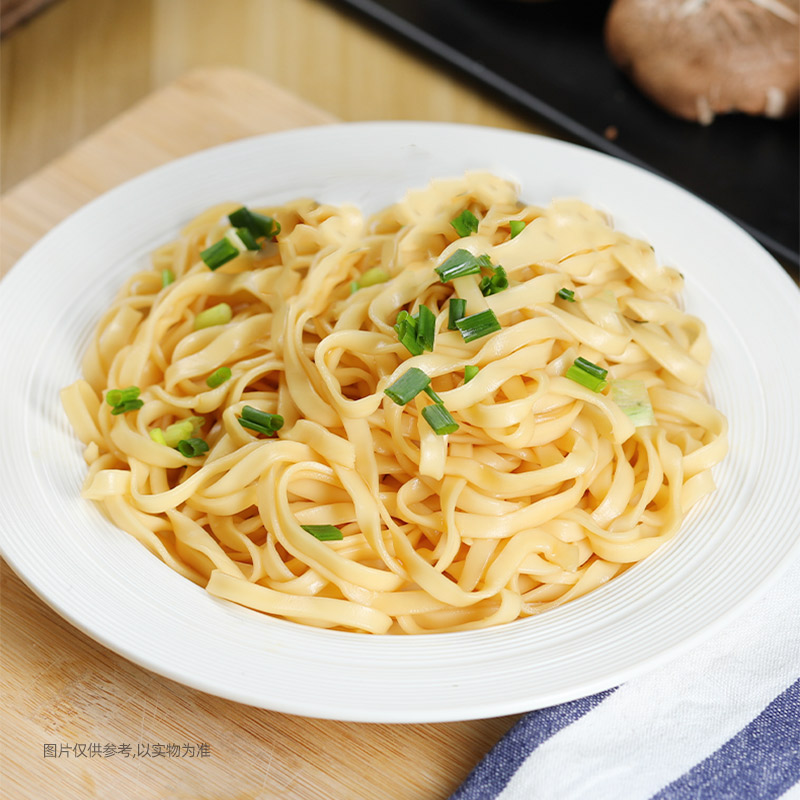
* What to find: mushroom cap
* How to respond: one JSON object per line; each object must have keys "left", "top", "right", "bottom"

{"left": 605, "top": 0, "right": 800, "bottom": 123}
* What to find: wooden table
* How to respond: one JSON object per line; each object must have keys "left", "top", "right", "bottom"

{"left": 1, "top": 60, "right": 532, "bottom": 800}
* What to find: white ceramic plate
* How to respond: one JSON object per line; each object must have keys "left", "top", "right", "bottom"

{"left": 2, "top": 123, "right": 799, "bottom": 723}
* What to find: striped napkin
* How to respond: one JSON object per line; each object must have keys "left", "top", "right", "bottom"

{"left": 452, "top": 552, "right": 800, "bottom": 800}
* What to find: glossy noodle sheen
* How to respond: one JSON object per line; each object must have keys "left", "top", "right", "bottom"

{"left": 61, "top": 173, "right": 728, "bottom": 634}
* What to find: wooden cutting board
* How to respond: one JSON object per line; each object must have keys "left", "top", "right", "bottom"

{"left": 0, "top": 68, "right": 519, "bottom": 800}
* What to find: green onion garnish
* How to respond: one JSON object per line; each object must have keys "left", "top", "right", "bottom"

{"left": 228, "top": 207, "right": 281, "bottom": 239}
{"left": 106, "top": 386, "right": 143, "bottom": 415}
{"left": 200, "top": 238, "right": 239, "bottom": 271}
{"left": 176, "top": 437, "right": 210, "bottom": 458}
{"left": 565, "top": 357, "right": 609, "bottom": 392}
{"left": 509, "top": 220, "right": 526, "bottom": 238}
{"left": 238, "top": 405, "right": 284, "bottom": 437}
{"left": 421, "top": 403, "right": 459, "bottom": 435}
{"left": 149, "top": 427, "right": 167, "bottom": 446}
{"left": 610, "top": 380, "right": 656, "bottom": 427}
{"left": 464, "top": 365, "right": 479, "bottom": 383}
{"left": 416, "top": 304, "right": 436, "bottom": 352}
{"left": 384, "top": 367, "right": 430, "bottom": 406}
{"left": 423, "top": 385, "right": 443, "bottom": 404}
{"left": 394, "top": 310, "right": 423, "bottom": 356}
{"left": 106, "top": 386, "right": 140, "bottom": 407}
{"left": 350, "top": 280, "right": 359, "bottom": 295}
{"left": 301, "top": 524, "right": 344, "bottom": 541}
{"left": 455, "top": 309, "right": 501, "bottom": 343}
{"left": 450, "top": 209, "right": 479, "bottom": 237}
{"left": 558, "top": 288, "right": 576, "bottom": 302}
{"left": 479, "top": 265, "right": 508, "bottom": 296}
{"left": 161, "top": 269, "right": 175, "bottom": 288}
{"left": 235, "top": 227, "right": 260, "bottom": 251}
{"left": 435, "top": 249, "right": 482, "bottom": 283}
{"left": 448, "top": 298, "right": 466, "bottom": 330}
{"left": 163, "top": 418, "right": 203, "bottom": 448}
{"left": 110, "top": 399, "right": 144, "bottom": 415}
{"left": 194, "top": 302, "right": 232, "bottom": 330}
{"left": 358, "top": 267, "right": 390, "bottom": 288}
{"left": 206, "top": 366, "right": 232, "bottom": 388}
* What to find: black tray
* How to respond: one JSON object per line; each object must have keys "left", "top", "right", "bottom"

{"left": 329, "top": 0, "right": 799, "bottom": 275}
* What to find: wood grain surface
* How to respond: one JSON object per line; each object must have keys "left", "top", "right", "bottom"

{"left": 0, "top": 67, "right": 521, "bottom": 800}
{"left": 0, "top": 0, "right": 556, "bottom": 193}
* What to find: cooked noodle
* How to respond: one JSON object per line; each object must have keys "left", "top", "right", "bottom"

{"left": 61, "top": 173, "right": 728, "bottom": 634}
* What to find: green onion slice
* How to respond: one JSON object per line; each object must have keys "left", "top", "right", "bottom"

{"left": 448, "top": 298, "right": 466, "bottom": 330}
{"left": 149, "top": 428, "right": 167, "bottom": 446}
{"left": 509, "top": 220, "right": 526, "bottom": 238}
{"left": 176, "top": 437, "right": 209, "bottom": 458}
{"left": 194, "top": 302, "right": 232, "bottom": 330}
{"left": 423, "top": 385, "right": 443, "bottom": 404}
{"left": 558, "top": 288, "right": 576, "bottom": 302}
{"left": 415, "top": 304, "right": 436, "bottom": 352}
{"left": 421, "top": 403, "right": 459, "bottom": 435}
{"left": 435, "top": 249, "right": 482, "bottom": 282}
{"left": 206, "top": 366, "right": 232, "bottom": 388}
{"left": 610, "top": 379, "right": 656, "bottom": 427}
{"left": 450, "top": 209, "right": 479, "bottom": 237}
{"left": 384, "top": 367, "right": 430, "bottom": 405}
{"left": 573, "top": 357, "right": 608, "bottom": 379}
{"left": 565, "top": 357, "right": 609, "bottom": 392}
{"left": 163, "top": 419, "right": 196, "bottom": 448}
{"left": 200, "top": 238, "right": 239, "bottom": 271}
{"left": 238, "top": 406, "right": 284, "bottom": 436}
{"left": 301, "top": 524, "right": 344, "bottom": 541}
{"left": 455, "top": 309, "right": 501, "bottom": 343}
{"left": 480, "top": 265, "right": 508, "bottom": 296}
{"left": 106, "top": 386, "right": 140, "bottom": 407}
{"left": 161, "top": 269, "right": 175, "bottom": 288}
{"left": 464, "top": 365, "right": 479, "bottom": 383}
{"left": 110, "top": 399, "right": 143, "bottom": 415}
{"left": 235, "top": 227, "right": 260, "bottom": 251}
{"left": 228, "top": 207, "right": 281, "bottom": 239}
{"left": 358, "top": 267, "right": 390, "bottom": 288}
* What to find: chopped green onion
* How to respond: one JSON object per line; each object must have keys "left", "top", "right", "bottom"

{"left": 350, "top": 280, "right": 359, "bottom": 295}
{"left": 397, "top": 326, "right": 423, "bottom": 356}
{"left": 464, "top": 365, "right": 479, "bottom": 383}
{"left": 611, "top": 380, "right": 656, "bottom": 427}
{"left": 384, "top": 367, "right": 430, "bottom": 405}
{"left": 421, "top": 403, "right": 459, "bottom": 435}
{"left": 149, "top": 427, "right": 167, "bottom": 446}
{"left": 435, "top": 249, "right": 482, "bottom": 282}
{"left": 574, "top": 357, "right": 608, "bottom": 379}
{"left": 176, "top": 437, "right": 210, "bottom": 458}
{"left": 163, "top": 419, "right": 196, "bottom": 447}
{"left": 358, "top": 267, "right": 390, "bottom": 288}
{"left": 200, "top": 238, "right": 239, "bottom": 271}
{"left": 238, "top": 405, "right": 284, "bottom": 436}
{"left": 450, "top": 209, "right": 479, "bottom": 237}
{"left": 194, "top": 302, "right": 232, "bottom": 330}
{"left": 509, "top": 220, "right": 526, "bottom": 238}
{"left": 423, "top": 385, "right": 443, "bottom": 404}
{"left": 455, "top": 309, "right": 501, "bottom": 343}
{"left": 206, "top": 366, "right": 232, "bottom": 388}
{"left": 235, "top": 227, "right": 260, "bottom": 251}
{"left": 480, "top": 265, "right": 508, "bottom": 296}
{"left": 558, "top": 288, "right": 576, "bottom": 302}
{"left": 565, "top": 357, "right": 608, "bottom": 392}
{"left": 448, "top": 298, "right": 466, "bottom": 330}
{"left": 301, "top": 524, "right": 344, "bottom": 541}
{"left": 228, "top": 207, "right": 281, "bottom": 239}
{"left": 110, "top": 399, "right": 143, "bottom": 415}
{"left": 161, "top": 269, "right": 175, "bottom": 288}
{"left": 415, "top": 304, "right": 436, "bottom": 352}
{"left": 106, "top": 386, "right": 140, "bottom": 407}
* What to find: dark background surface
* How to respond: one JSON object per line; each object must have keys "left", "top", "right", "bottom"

{"left": 330, "top": 0, "right": 799, "bottom": 275}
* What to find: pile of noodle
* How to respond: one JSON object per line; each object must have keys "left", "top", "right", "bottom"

{"left": 62, "top": 173, "right": 728, "bottom": 634}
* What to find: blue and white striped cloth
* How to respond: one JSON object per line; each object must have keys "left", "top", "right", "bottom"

{"left": 452, "top": 552, "right": 800, "bottom": 800}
